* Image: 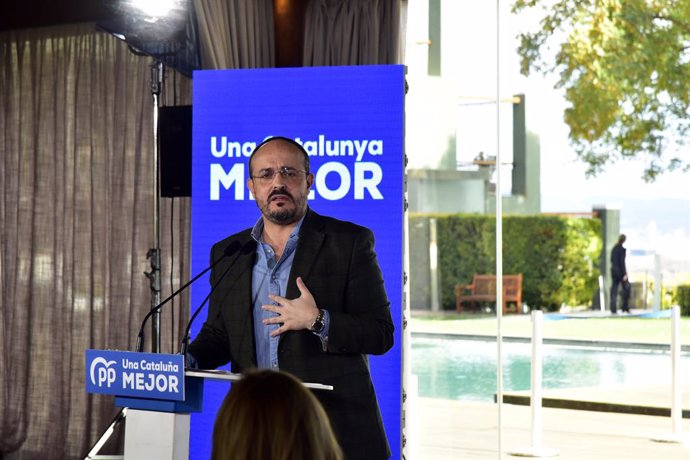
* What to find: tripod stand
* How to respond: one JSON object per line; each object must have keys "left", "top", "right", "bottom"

{"left": 85, "top": 60, "right": 165, "bottom": 460}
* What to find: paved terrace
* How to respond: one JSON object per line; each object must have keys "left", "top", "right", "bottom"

{"left": 415, "top": 397, "right": 690, "bottom": 459}
{"left": 410, "top": 309, "right": 690, "bottom": 458}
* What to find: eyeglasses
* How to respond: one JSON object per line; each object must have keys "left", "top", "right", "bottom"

{"left": 251, "top": 167, "right": 308, "bottom": 183}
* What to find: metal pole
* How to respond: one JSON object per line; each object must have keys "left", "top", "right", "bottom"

{"left": 531, "top": 311, "right": 543, "bottom": 449}
{"left": 508, "top": 311, "right": 559, "bottom": 457}
{"left": 146, "top": 61, "right": 163, "bottom": 353}
{"left": 429, "top": 218, "right": 440, "bottom": 312}
{"left": 671, "top": 306, "right": 682, "bottom": 436}
{"left": 495, "top": 2, "right": 504, "bottom": 457}
{"left": 402, "top": 147, "right": 414, "bottom": 459}
{"left": 598, "top": 275, "right": 606, "bottom": 312}
{"left": 83, "top": 408, "right": 128, "bottom": 460}
{"left": 651, "top": 306, "right": 687, "bottom": 444}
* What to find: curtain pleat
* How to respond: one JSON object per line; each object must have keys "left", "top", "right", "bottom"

{"left": 304, "top": 0, "right": 402, "bottom": 66}
{"left": 193, "top": 0, "right": 274, "bottom": 69}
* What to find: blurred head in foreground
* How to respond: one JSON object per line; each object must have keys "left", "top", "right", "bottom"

{"left": 212, "top": 369, "right": 343, "bottom": 460}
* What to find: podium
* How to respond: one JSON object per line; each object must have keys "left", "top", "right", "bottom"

{"left": 114, "top": 370, "right": 237, "bottom": 460}
{"left": 85, "top": 350, "right": 332, "bottom": 460}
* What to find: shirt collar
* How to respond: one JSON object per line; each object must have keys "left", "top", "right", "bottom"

{"left": 250, "top": 209, "right": 307, "bottom": 243}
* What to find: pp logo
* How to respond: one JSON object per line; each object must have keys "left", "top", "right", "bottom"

{"left": 90, "top": 357, "right": 117, "bottom": 388}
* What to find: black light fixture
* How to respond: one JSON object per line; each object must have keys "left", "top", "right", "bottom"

{"left": 96, "top": 0, "right": 200, "bottom": 77}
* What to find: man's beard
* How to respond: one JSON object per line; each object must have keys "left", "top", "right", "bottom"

{"left": 266, "top": 206, "right": 300, "bottom": 224}
{"left": 261, "top": 192, "right": 306, "bottom": 225}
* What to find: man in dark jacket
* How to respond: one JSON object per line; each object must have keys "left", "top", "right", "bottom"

{"left": 188, "top": 136, "right": 394, "bottom": 460}
{"left": 610, "top": 234, "right": 631, "bottom": 314}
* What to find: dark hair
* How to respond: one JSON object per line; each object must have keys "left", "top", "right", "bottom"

{"left": 212, "top": 369, "right": 343, "bottom": 460}
{"left": 618, "top": 234, "right": 627, "bottom": 244}
{"left": 249, "top": 136, "right": 310, "bottom": 176}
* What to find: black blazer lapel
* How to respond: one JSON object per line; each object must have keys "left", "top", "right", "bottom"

{"left": 218, "top": 234, "right": 258, "bottom": 369}
{"left": 287, "top": 209, "right": 325, "bottom": 299}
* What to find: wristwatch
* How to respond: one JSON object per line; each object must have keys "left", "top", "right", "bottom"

{"left": 310, "top": 309, "right": 326, "bottom": 334}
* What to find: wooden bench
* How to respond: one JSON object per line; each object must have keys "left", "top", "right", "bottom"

{"left": 455, "top": 274, "right": 523, "bottom": 314}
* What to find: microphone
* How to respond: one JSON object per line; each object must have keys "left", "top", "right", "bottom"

{"left": 135, "top": 240, "right": 242, "bottom": 352}
{"left": 180, "top": 241, "right": 255, "bottom": 359}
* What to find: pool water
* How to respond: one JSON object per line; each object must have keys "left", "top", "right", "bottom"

{"left": 412, "top": 337, "right": 690, "bottom": 402}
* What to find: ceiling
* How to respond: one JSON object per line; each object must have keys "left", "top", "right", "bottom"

{"left": 1, "top": 0, "right": 112, "bottom": 31}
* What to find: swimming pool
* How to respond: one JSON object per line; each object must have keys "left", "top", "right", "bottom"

{"left": 411, "top": 336, "right": 690, "bottom": 402}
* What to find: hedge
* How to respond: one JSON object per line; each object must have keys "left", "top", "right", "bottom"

{"left": 411, "top": 213, "right": 602, "bottom": 311}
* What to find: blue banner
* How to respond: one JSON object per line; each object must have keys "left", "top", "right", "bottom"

{"left": 191, "top": 65, "right": 405, "bottom": 459}
{"left": 85, "top": 350, "right": 185, "bottom": 401}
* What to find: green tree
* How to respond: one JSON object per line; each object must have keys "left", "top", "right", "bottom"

{"left": 512, "top": 0, "right": 690, "bottom": 181}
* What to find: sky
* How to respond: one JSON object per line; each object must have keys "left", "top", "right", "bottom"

{"left": 406, "top": 0, "right": 690, "bottom": 267}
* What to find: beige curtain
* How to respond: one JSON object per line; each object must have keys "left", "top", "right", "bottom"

{"left": 0, "top": 23, "right": 192, "bottom": 459}
{"left": 303, "top": 0, "right": 402, "bottom": 66}
{"left": 193, "top": 0, "right": 275, "bottom": 69}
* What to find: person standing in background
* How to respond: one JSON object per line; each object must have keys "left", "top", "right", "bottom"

{"left": 610, "top": 234, "right": 631, "bottom": 314}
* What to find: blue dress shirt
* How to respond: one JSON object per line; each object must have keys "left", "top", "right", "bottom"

{"left": 250, "top": 215, "right": 330, "bottom": 369}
